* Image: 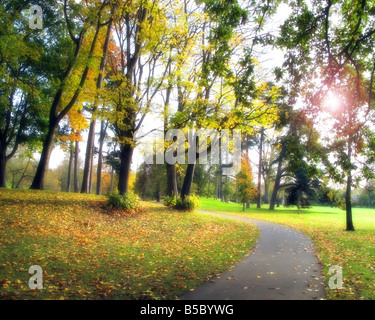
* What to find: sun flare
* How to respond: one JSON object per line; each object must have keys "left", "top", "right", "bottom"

{"left": 324, "top": 91, "right": 341, "bottom": 111}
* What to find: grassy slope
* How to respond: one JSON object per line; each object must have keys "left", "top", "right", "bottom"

{"left": 199, "top": 197, "right": 375, "bottom": 300}
{"left": 0, "top": 189, "right": 258, "bottom": 300}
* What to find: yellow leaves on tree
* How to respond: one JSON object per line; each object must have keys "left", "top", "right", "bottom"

{"left": 236, "top": 155, "right": 258, "bottom": 211}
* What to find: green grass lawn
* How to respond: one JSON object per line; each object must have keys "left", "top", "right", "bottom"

{"left": 199, "top": 197, "right": 375, "bottom": 300}
{"left": 0, "top": 189, "right": 258, "bottom": 300}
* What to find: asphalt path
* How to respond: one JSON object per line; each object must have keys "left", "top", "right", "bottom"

{"left": 180, "top": 211, "right": 326, "bottom": 300}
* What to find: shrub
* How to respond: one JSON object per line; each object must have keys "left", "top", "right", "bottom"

{"left": 106, "top": 192, "right": 141, "bottom": 212}
{"left": 174, "top": 195, "right": 200, "bottom": 211}
{"left": 163, "top": 195, "right": 177, "bottom": 207}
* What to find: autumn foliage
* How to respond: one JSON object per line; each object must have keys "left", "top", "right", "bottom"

{"left": 236, "top": 155, "right": 258, "bottom": 211}
{"left": 0, "top": 189, "right": 257, "bottom": 300}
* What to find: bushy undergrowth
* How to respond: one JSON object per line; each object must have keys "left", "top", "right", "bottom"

{"left": 164, "top": 195, "right": 200, "bottom": 211}
{"left": 106, "top": 191, "right": 141, "bottom": 212}
{"left": 174, "top": 195, "right": 200, "bottom": 211}
{"left": 163, "top": 195, "right": 177, "bottom": 207}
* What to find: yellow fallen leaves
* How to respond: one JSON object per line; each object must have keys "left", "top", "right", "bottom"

{"left": 0, "top": 189, "right": 258, "bottom": 300}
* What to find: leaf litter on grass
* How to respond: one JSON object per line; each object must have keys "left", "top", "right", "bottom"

{"left": 0, "top": 189, "right": 258, "bottom": 300}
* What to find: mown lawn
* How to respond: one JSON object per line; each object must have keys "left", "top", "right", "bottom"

{"left": 0, "top": 189, "right": 258, "bottom": 300}
{"left": 199, "top": 197, "right": 375, "bottom": 300}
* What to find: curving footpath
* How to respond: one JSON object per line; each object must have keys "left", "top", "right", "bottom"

{"left": 180, "top": 211, "right": 326, "bottom": 300}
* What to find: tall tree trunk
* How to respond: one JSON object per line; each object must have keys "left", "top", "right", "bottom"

{"left": 166, "top": 164, "right": 178, "bottom": 196}
{"left": 164, "top": 72, "right": 178, "bottom": 197}
{"left": 81, "top": 18, "right": 112, "bottom": 194}
{"left": 346, "top": 140, "right": 355, "bottom": 231}
{"left": 218, "top": 141, "right": 223, "bottom": 201}
{"left": 96, "top": 120, "right": 107, "bottom": 195}
{"left": 207, "top": 166, "right": 212, "bottom": 197}
{"left": 110, "top": 166, "right": 114, "bottom": 192}
{"left": 155, "top": 188, "right": 161, "bottom": 203}
{"left": 67, "top": 143, "right": 73, "bottom": 192}
{"left": 263, "top": 179, "right": 269, "bottom": 204}
{"left": 0, "top": 144, "right": 7, "bottom": 188}
{"left": 118, "top": 145, "right": 134, "bottom": 195}
{"left": 225, "top": 175, "right": 229, "bottom": 203}
{"left": 30, "top": 10, "right": 104, "bottom": 190}
{"left": 0, "top": 91, "right": 18, "bottom": 188}
{"left": 216, "top": 169, "right": 222, "bottom": 201}
{"left": 96, "top": 146, "right": 103, "bottom": 195}
{"left": 30, "top": 123, "right": 56, "bottom": 190}
{"left": 115, "top": 8, "right": 147, "bottom": 196}
{"left": 269, "top": 156, "right": 283, "bottom": 210}
{"left": 219, "top": 170, "right": 223, "bottom": 201}
{"left": 181, "top": 163, "right": 196, "bottom": 199}
{"left": 257, "top": 129, "right": 264, "bottom": 208}
{"left": 89, "top": 147, "right": 94, "bottom": 193}
{"left": 215, "top": 169, "right": 219, "bottom": 200}
{"left": 74, "top": 140, "right": 80, "bottom": 193}
{"left": 81, "top": 121, "right": 96, "bottom": 193}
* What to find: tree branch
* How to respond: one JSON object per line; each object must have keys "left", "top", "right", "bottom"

{"left": 64, "top": 0, "right": 79, "bottom": 46}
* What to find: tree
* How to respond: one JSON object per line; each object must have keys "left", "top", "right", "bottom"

{"left": 104, "top": 142, "right": 121, "bottom": 193}
{"left": 364, "top": 180, "right": 375, "bottom": 208}
{"left": 6, "top": 147, "right": 37, "bottom": 189}
{"left": 284, "top": 167, "right": 319, "bottom": 213}
{"left": 107, "top": 0, "right": 171, "bottom": 195}
{"left": 268, "top": 107, "right": 323, "bottom": 211}
{"left": 66, "top": 142, "right": 74, "bottom": 192}
{"left": 236, "top": 154, "right": 257, "bottom": 211}
{"left": 130, "top": 0, "right": 280, "bottom": 202}
{"left": 74, "top": 139, "right": 80, "bottom": 193}
{"left": 278, "top": 0, "right": 375, "bottom": 230}
{"left": 30, "top": 0, "right": 112, "bottom": 190}
{"left": 261, "top": 133, "right": 279, "bottom": 204}
{"left": 134, "top": 162, "right": 166, "bottom": 201}
{"left": 192, "top": 163, "right": 210, "bottom": 196}
{"left": 256, "top": 128, "right": 265, "bottom": 208}
{"left": 0, "top": 1, "right": 48, "bottom": 187}
{"left": 174, "top": 0, "right": 278, "bottom": 200}
{"left": 178, "top": 0, "right": 250, "bottom": 199}
{"left": 57, "top": 104, "right": 88, "bottom": 193}
{"left": 96, "top": 119, "right": 110, "bottom": 195}
{"left": 81, "top": 12, "right": 114, "bottom": 194}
